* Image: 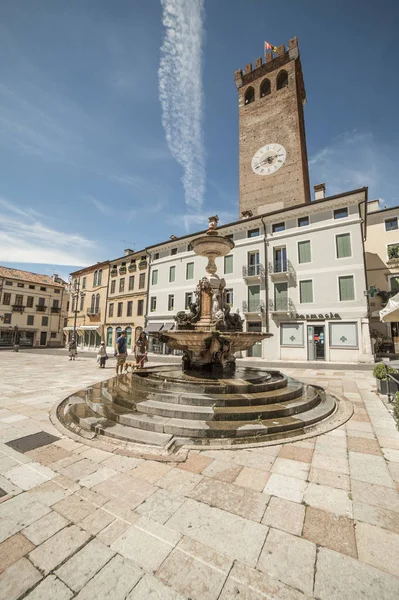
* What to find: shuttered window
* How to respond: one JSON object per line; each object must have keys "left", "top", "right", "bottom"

{"left": 186, "top": 263, "right": 194, "bottom": 280}
{"left": 339, "top": 276, "right": 355, "bottom": 301}
{"left": 299, "top": 280, "right": 313, "bottom": 303}
{"left": 224, "top": 255, "right": 233, "bottom": 274}
{"left": 336, "top": 234, "right": 351, "bottom": 258}
{"left": 298, "top": 241, "right": 311, "bottom": 264}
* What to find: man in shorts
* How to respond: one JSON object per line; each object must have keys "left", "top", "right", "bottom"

{"left": 115, "top": 330, "right": 127, "bottom": 375}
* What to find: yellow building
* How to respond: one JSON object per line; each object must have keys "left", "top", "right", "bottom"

{"left": 0, "top": 266, "right": 68, "bottom": 347}
{"left": 366, "top": 200, "right": 399, "bottom": 352}
{"left": 105, "top": 249, "right": 148, "bottom": 353}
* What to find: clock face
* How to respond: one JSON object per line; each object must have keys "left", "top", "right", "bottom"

{"left": 251, "top": 143, "right": 286, "bottom": 176}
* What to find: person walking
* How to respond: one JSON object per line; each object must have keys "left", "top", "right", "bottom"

{"left": 115, "top": 330, "right": 127, "bottom": 375}
{"left": 68, "top": 337, "right": 77, "bottom": 361}
{"left": 97, "top": 341, "right": 107, "bottom": 368}
{"left": 134, "top": 331, "right": 148, "bottom": 368}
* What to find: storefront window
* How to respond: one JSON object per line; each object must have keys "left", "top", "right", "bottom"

{"left": 125, "top": 327, "right": 132, "bottom": 348}
{"left": 329, "top": 322, "right": 358, "bottom": 348}
{"left": 281, "top": 323, "right": 304, "bottom": 346}
{"left": 107, "top": 327, "right": 113, "bottom": 347}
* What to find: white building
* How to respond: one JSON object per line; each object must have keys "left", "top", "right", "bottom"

{"left": 146, "top": 186, "right": 373, "bottom": 364}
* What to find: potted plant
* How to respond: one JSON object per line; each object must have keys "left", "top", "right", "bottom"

{"left": 373, "top": 363, "right": 399, "bottom": 395}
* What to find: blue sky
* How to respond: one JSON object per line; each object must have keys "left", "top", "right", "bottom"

{"left": 0, "top": 0, "right": 398, "bottom": 279}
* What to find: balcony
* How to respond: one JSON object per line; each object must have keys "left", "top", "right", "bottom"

{"left": 242, "top": 300, "right": 266, "bottom": 315}
{"left": 138, "top": 260, "right": 148, "bottom": 270}
{"left": 51, "top": 306, "right": 61, "bottom": 314}
{"left": 36, "top": 305, "right": 47, "bottom": 312}
{"left": 128, "top": 263, "right": 137, "bottom": 272}
{"left": 119, "top": 266, "right": 127, "bottom": 274}
{"left": 12, "top": 305, "right": 25, "bottom": 312}
{"left": 268, "top": 298, "right": 296, "bottom": 315}
{"left": 87, "top": 308, "right": 100, "bottom": 316}
{"left": 110, "top": 269, "right": 117, "bottom": 277}
{"left": 242, "top": 264, "right": 265, "bottom": 282}
{"left": 268, "top": 259, "right": 296, "bottom": 283}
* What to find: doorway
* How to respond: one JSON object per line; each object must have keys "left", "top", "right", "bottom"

{"left": 307, "top": 325, "right": 325, "bottom": 360}
{"left": 40, "top": 331, "right": 47, "bottom": 346}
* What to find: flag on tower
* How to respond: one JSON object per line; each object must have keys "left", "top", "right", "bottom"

{"left": 264, "top": 41, "right": 278, "bottom": 53}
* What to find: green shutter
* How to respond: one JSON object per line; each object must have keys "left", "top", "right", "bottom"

{"left": 339, "top": 276, "right": 354, "bottom": 301}
{"left": 300, "top": 280, "right": 313, "bottom": 303}
{"left": 248, "top": 285, "right": 260, "bottom": 311}
{"left": 169, "top": 266, "right": 175, "bottom": 282}
{"left": 224, "top": 255, "right": 233, "bottom": 274}
{"left": 336, "top": 234, "right": 351, "bottom": 258}
{"left": 152, "top": 270, "right": 158, "bottom": 285}
{"left": 298, "top": 241, "right": 311, "bottom": 263}
{"left": 391, "top": 277, "right": 399, "bottom": 292}
{"left": 186, "top": 263, "right": 194, "bottom": 280}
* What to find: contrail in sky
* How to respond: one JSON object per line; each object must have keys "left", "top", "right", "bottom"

{"left": 159, "top": 0, "right": 205, "bottom": 211}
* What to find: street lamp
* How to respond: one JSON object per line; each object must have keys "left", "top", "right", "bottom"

{"left": 68, "top": 276, "right": 81, "bottom": 343}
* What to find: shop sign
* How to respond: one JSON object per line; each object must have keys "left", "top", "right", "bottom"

{"left": 294, "top": 312, "right": 341, "bottom": 321}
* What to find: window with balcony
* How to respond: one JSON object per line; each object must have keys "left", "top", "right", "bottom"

{"left": 117, "top": 302, "right": 123, "bottom": 317}
{"left": 185, "top": 292, "right": 193, "bottom": 309}
{"left": 139, "top": 273, "right": 145, "bottom": 289}
{"left": 119, "top": 278, "right": 125, "bottom": 293}
{"left": 110, "top": 280, "right": 116, "bottom": 294}
{"left": 168, "top": 295, "right": 174, "bottom": 311}
{"left": 186, "top": 262, "right": 194, "bottom": 280}
{"left": 225, "top": 288, "right": 233, "bottom": 306}
{"left": 127, "top": 301, "right": 133, "bottom": 317}
{"left": 247, "top": 251, "right": 260, "bottom": 276}
{"left": 3, "top": 293, "right": 11, "bottom": 305}
{"left": 272, "top": 222, "right": 285, "bottom": 233}
{"left": 53, "top": 299, "right": 59, "bottom": 308}
{"left": 247, "top": 228, "right": 260, "bottom": 238}
{"left": 27, "top": 315, "right": 34, "bottom": 326}
{"left": 298, "top": 241, "right": 311, "bottom": 264}
{"left": 224, "top": 255, "right": 233, "bottom": 275}
{"left": 336, "top": 234, "right": 351, "bottom": 258}
{"left": 339, "top": 275, "right": 355, "bottom": 301}
{"left": 150, "top": 297, "right": 157, "bottom": 312}
{"left": 93, "top": 270, "right": 98, "bottom": 286}
{"left": 299, "top": 280, "right": 313, "bottom": 303}
{"left": 38, "top": 297, "right": 45, "bottom": 306}
{"left": 385, "top": 217, "right": 398, "bottom": 231}
{"left": 95, "top": 294, "right": 100, "bottom": 314}
{"left": 129, "top": 276, "right": 135, "bottom": 291}
{"left": 109, "top": 303, "right": 114, "bottom": 317}
{"left": 273, "top": 247, "right": 287, "bottom": 272}
{"left": 15, "top": 295, "right": 23, "bottom": 306}
{"left": 248, "top": 285, "right": 261, "bottom": 312}
{"left": 27, "top": 296, "right": 33, "bottom": 308}
{"left": 334, "top": 207, "right": 348, "bottom": 219}
{"left": 152, "top": 270, "right": 158, "bottom": 285}
{"left": 169, "top": 266, "right": 176, "bottom": 283}
{"left": 274, "top": 282, "right": 287, "bottom": 311}
{"left": 80, "top": 295, "right": 84, "bottom": 311}
{"left": 137, "top": 299, "right": 144, "bottom": 316}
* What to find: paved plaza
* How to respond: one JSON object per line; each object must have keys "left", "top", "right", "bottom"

{"left": 0, "top": 351, "right": 399, "bottom": 599}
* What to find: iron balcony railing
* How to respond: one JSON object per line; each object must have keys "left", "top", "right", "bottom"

{"left": 242, "top": 264, "right": 265, "bottom": 278}
{"left": 12, "top": 304, "right": 25, "bottom": 312}
{"left": 87, "top": 308, "right": 100, "bottom": 316}
{"left": 268, "top": 258, "right": 296, "bottom": 283}
{"left": 242, "top": 300, "right": 266, "bottom": 313}
{"left": 50, "top": 306, "right": 61, "bottom": 313}
{"left": 36, "top": 305, "right": 47, "bottom": 312}
{"left": 268, "top": 298, "right": 296, "bottom": 313}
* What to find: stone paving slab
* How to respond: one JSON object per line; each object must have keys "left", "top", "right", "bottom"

{"left": 1, "top": 352, "right": 399, "bottom": 599}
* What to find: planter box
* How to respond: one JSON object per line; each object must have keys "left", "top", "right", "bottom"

{"left": 376, "top": 378, "right": 399, "bottom": 396}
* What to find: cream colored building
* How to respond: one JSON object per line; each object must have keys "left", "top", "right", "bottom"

{"left": 0, "top": 266, "right": 68, "bottom": 347}
{"left": 65, "top": 261, "right": 110, "bottom": 351}
{"left": 366, "top": 200, "right": 399, "bottom": 351}
{"left": 105, "top": 249, "right": 148, "bottom": 353}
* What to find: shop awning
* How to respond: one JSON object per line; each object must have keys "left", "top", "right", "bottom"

{"left": 380, "top": 293, "right": 399, "bottom": 322}
{"left": 162, "top": 322, "right": 175, "bottom": 331}
{"left": 79, "top": 325, "right": 102, "bottom": 331}
{"left": 63, "top": 326, "right": 75, "bottom": 331}
{"left": 146, "top": 323, "right": 163, "bottom": 332}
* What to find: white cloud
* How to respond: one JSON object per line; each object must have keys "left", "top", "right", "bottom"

{"left": 87, "top": 195, "right": 112, "bottom": 215}
{"left": 158, "top": 0, "right": 205, "bottom": 211}
{"left": 0, "top": 195, "right": 96, "bottom": 266}
{"left": 309, "top": 130, "right": 398, "bottom": 205}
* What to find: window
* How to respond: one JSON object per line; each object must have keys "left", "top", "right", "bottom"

{"left": 5, "top": 280, "right": 12, "bottom": 286}
{"left": 247, "top": 228, "right": 260, "bottom": 238}
{"left": 387, "top": 244, "right": 399, "bottom": 260}
{"left": 248, "top": 285, "right": 261, "bottom": 312}
{"left": 329, "top": 322, "right": 358, "bottom": 348}
{"left": 389, "top": 276, "right": 399, "bottom": 292}
{"left": 169, "top": 266, "right": 176, "bottom": 283}
{"left": 224, "top": 255, "right": 233, "bottom": 275}
{"left": 110, "top": 280, "right": 116, "bottom": 294}
{"left": 93, "top": 270, "right": 98, "bottom": 286}
{"left": 137, "top": 299, "right": 144, "bottom": 316}
{"left": 4, "top": 313, "right": 11, "bottom": 324}
{"left": 27, "top": 315, "right": 34, "bottom": 326}
{"left": 71, "top": 297, "right": 75, "bottom": 313}
{"left": 97, "top": 269, "right": 102, "bottom": 285}
{"left": 281, "top": 323, "right": 304, "bottom": 347}
{"left": 334, "top": 207, "right": 348, "bottom": 219}
{"left": 298, "top": 216, "right": 309, "bottom": 227}
{"left": 3, "top": 293, "right": 11, "bottom": 305}
{"left": 109, "top": 303, "right": 114, "bottom": 317}
{"left": 298, "top": 241, "right": 311, "bottom": 264}
{"left": 260, "top": 78, "right": 271, "bottom": 97}
{"left": 117, "top": 302, "right": 123, "bottom": 317}
{"left": 125, "top": 326, "right": 132, "bottom": 348}
{"left": 29, "top": 285, "right": 35, "bottom": 290}
{"left": 225, "top": 234, "right": 234, "bottom": 241}
{"left": 119, "top": 278, "right": 125, "bottom": 293}
{"left": 299, "top": 280, "right": 313, "bottom": 304}
{"left": 277, "top": 70, "right": 288, "bottom": 89}
{"left": 80, "top": 295, "right": 84, "bottom": 311}
{"left": 90, "top": 294, "right": 95, "bottom": 313}
{"left": 273, "top": 247, "right": 287, "bottom": 273}
{"left": 150, "top": 297, "right": 157, "bottom": 312}
{"left": 248, "top": 251, "right": 260, "bottom": 276}
{"left": 40, "top": 287, "right": 47, "bottom": 291}
{"left": 225, "top": 288, "right": 233, "bottom": 306}
{"left": 186, "top": 263, "right": 194, "bottom": 280}
{"left": 15, "top": 295, "right": 23, "bottom": 306}
{"left": 185, "top": 292, "right": 193, "bottom": 309}
{"left": 129, "top": 276, "right": 135, "bottom": 291}
{"left": 171, "top": 248, "right": 177, "bottom": 255}
{"left": 168, "top": 295, "right": 174, "bottom": 311}
{"left": 54, "top": 288, "right": 60, "bottom": 294}
{"left": 50, "top": 332, "right": 57, "bottom": 339}
{"left": 42, "top": 316, "right": 48, "bottom": 326}
{"left": 244, "top": 86, "right": 255, "bottom": 104}
{"left": 27, "top": 296, "right": 33, "bottom": 308}
{"left": 385, "top": 217, "right": 398, "bottom": 231}
{"left": 154, "top": 252, "right": 159, "bottom": 260}
{"left": 339, "top": 275, "right": 355, "bottom": 301}
{"left": 336, "top": 234, "right": 352, "bottom": 258}
{"left": 127, "top": 301, "right": 133, "bottom": 317}
{"left": 272, "top": 222, "right": 285, "bottom": 233}
{"left": 17, "top": 283, "right": 24, "bottom": 288}
{"left": 38, "top": 297, "right": 45, "bottom": 306}
{"left": 107, "top": 327, "right": 113, "bottom": 347}
{"left": 152, "top": 270, "right": 158, "bottom": 285}
{"left": 95, "top": 294, "right": 100, "bottom": 314}
{"left": 139, "top": 273, "right": 145, "bottom": 289}
{"left": 187, "top": 243, "right": 193, "bottom": 252}
{"left": 53, "top": 299, "right": 59, "bottom": 308}
{"left": 82, "top": 276, "right": 86, "bottom": 289}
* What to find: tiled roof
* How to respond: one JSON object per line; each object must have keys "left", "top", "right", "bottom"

{"left": 0, "top": 265, "right": 64, "bottom": 287}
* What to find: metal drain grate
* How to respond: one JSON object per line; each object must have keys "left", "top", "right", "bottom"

{"left": 0, "top": 488, "right": 7, "bottom": 498}
{"left": 5, "top": 431, "right": 61, "bottom": 454}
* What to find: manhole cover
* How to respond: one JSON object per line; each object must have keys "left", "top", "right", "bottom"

{"left": 0, "top": 488, "right": 7, "bottom": 498}
{"left": 5, "top": 432, "right": 60, "bottom": 454}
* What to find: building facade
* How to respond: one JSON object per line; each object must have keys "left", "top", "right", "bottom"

{"left": 365, "top": 200, "right": 399, "bottom": 352}
{"left": 146, "top": 187, "right": 373, "bottom": 363}
{"left": 0, "top": 266, "right": 68, "bottom": 347}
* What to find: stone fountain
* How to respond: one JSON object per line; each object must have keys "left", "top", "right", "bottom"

{"left": 57, "top": 217, "right": 342, "bottom": 450}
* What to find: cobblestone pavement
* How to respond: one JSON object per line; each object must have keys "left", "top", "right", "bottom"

{"left": 0, "top": 352, "right": 399, "bottom": 599}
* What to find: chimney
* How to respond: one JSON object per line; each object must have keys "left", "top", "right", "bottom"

{"left": 124, "top": 248, "right": 134, "bottom": 256}
{"left": 241, "top": 210, "right": 253, "bottom": 219}
{"left": 170, "top": 235, "right": 177, "bottom": 240}
{"left": 367, "top": 199, "right": 380, "bottom": 213}
{"left": 314, "top": 183, "right": 326, "bottom": 200}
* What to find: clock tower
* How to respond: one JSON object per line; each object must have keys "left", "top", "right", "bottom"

{"left": 235, "top": 37, "right": 311, "bottom": 216}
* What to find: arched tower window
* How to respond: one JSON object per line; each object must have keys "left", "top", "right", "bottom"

{"left": 244, "top": 86, "right": 255, "bottom": 105}
{"left": 95, "top": 294, "right": 100, "bottom": 314}
{"left": 277, "top": 70, "right": 288, "bottom": 90}
{"left": 93, "top": 270, "right": 98, "bottom": 286}
{"left": 260, "top": 78, "right": 271, "bottom": 97}
{"left": 97, "top": 269, "right": 102, "bottom": 286}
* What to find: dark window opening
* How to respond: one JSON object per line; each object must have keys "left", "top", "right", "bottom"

{"left": 244, "top": 86, "right": 255, "bottom": 105}
{"left": 277, "top": 70, "right": 288, "bottom": 90}
{"left": 260, "top": 78, "right": 271, "bottom": 97}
